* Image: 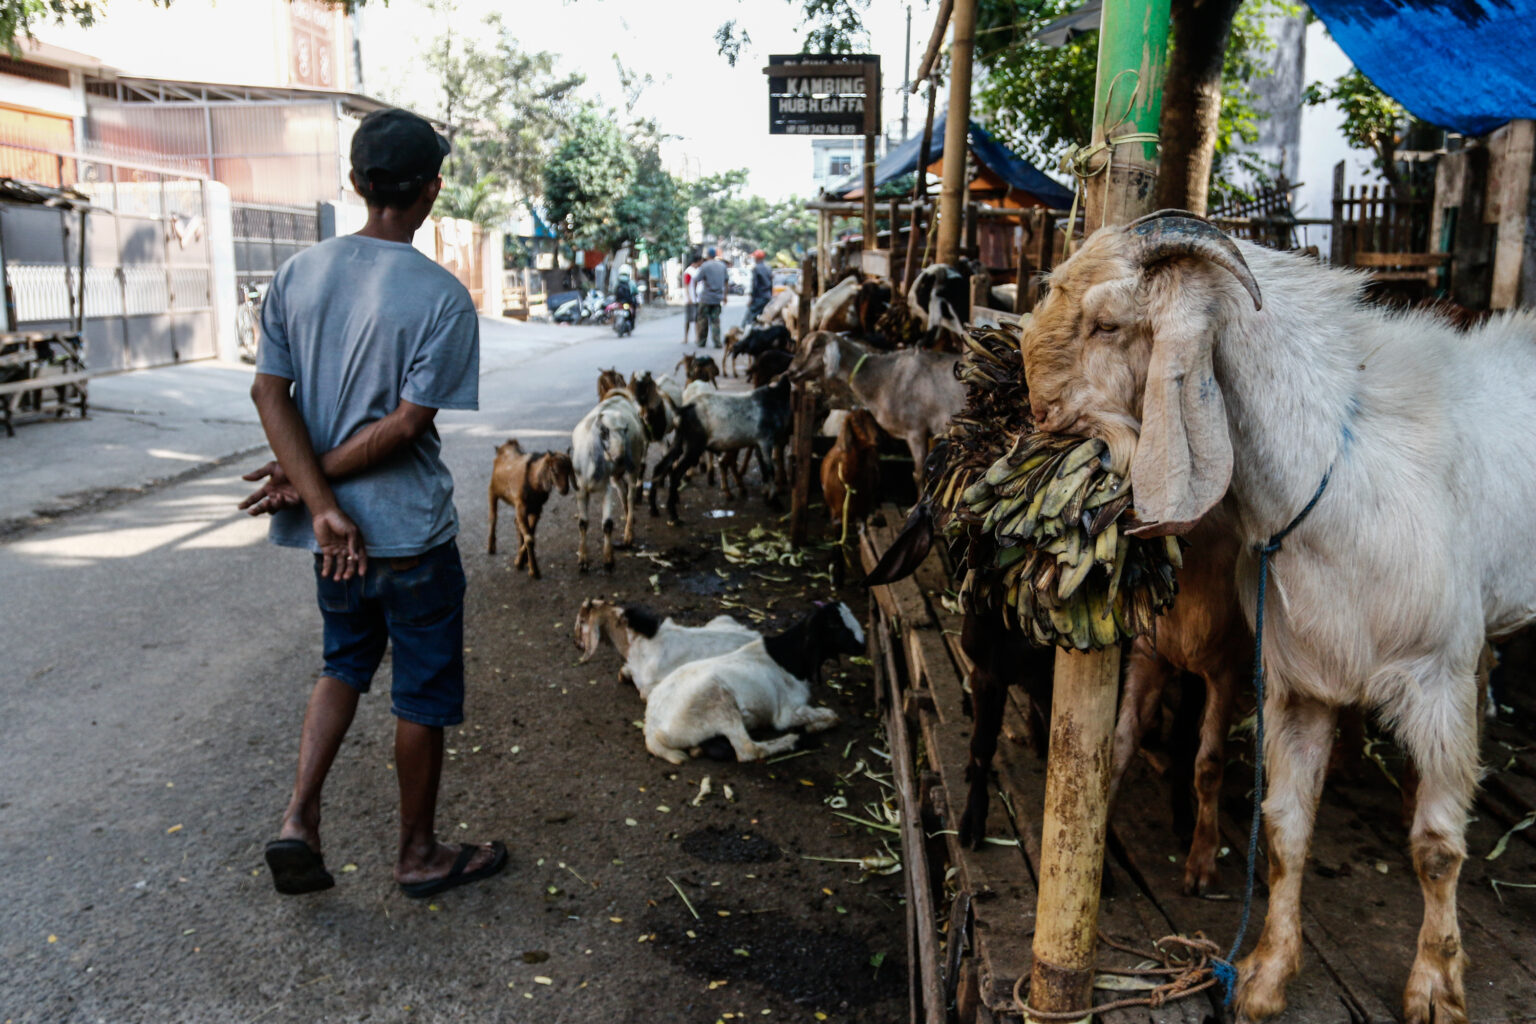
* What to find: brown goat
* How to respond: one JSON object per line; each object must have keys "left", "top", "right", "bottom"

{"left": 596, "top": 367, "right": 626, "bottom": 399}
{"left": 488, "top": 439, "right": 573, "bottom": 580}
{"left": 1107, "top": 517, "right": 1249, "bottom": 896}
{"left": 819, "top": 409, "right": 881, "bottom": 534}
{"left": 675, "top": 353, "right": 721, "bottom": 389}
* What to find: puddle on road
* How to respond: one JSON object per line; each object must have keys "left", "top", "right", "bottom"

{"left": 646, "top": 901, "right": 903, "bottom": 1012}
{"left": 681, "top": 827, "right": 781, "bottom": 864}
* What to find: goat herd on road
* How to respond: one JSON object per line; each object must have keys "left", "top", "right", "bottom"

{"left": 485, "top": 212, "right": 1536, "bottom": 1023}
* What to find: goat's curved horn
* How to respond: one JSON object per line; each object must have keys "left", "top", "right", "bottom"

{"left": 1123, "top": 211, "right": 1262, "bottom": 311}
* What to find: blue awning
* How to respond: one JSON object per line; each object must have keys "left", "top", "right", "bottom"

{"left": 1305, "top": 0, "right": 1536, "bottom": 136}
{"left": 827, "top": 112, "right": 1076, "bottom": 209}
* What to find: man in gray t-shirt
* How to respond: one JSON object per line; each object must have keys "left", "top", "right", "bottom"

{"left": 693, "top": 247, "right": 728, "bottom": 348}
{"left": 240, "top": 108, "right": 505, "bottom": 901}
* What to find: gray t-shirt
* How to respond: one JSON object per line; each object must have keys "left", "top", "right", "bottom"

{"left": 695, "top": 259, "right": 728, "bottom": 304}
{"left": 257, "top": 234, "right": 480, "bottom": 557}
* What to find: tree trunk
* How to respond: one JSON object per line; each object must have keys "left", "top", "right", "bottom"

{"left": 1154, "top": 0, "right": 1241, "bottom": 215}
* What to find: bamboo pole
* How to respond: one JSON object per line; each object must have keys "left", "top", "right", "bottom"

{"left": 934, "top": 0, "right": 976, "bottom": 266}
{"left": 1027, "top": 0, "right": 1169, "bottom": 1018}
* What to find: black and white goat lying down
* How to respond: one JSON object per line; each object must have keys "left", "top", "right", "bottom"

{"left": 644, "top": 602, "right": 865, "bottom": 764}
{"left": 574, "top": 597, "right": 758, "bottom": 698}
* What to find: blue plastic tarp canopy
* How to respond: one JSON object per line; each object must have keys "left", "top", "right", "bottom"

{"left": 827, "top": 112, "right": 1076, "bottom": 208}
{"left": 1294, "top": 0, "right": 1536, "bottom": 136}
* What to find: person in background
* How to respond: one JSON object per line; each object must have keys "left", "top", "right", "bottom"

{"left": 681, "top": 254, "right": 703, "bottom": 345}
{"left": 693, "top": 247, "right": 728, "bottom": 349}
{"left": 745, "top": 249, "right": 772, "bottom": 326}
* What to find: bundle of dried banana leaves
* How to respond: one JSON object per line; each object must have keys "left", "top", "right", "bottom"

{"left": 926, "top": 325, "right": 1180, "bottom": 650}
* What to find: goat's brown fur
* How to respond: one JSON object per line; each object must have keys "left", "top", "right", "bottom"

{"left": 675, "top": 353, "right": 720, "bottom": 389}
{"left": 819, "top": 409, "right": 881, "bottom": 529}
{"left": 597, "top": 367, "right": 626, "bottom": 400}
{"left": 488, "top": 439, "right": 573, "bottom": 580}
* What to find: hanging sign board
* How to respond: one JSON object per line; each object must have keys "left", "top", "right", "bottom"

{"left": 764, "top": 54, "right": 880, "bottom": 136}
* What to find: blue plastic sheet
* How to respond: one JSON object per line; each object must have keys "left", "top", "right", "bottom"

{"left": 1307, "top": 0, "right": 1536, "bottom": 136}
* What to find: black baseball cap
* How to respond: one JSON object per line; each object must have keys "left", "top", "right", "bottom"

{"left": 350, "top": 108, "right": 450, "bottom": 193}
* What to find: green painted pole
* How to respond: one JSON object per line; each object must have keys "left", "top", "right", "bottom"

{"left": 1027, "top": 2, "right": 1169, "bottom": 1020}
{"left": 1083, "top": 0, "right": 1170, "bottom": 233}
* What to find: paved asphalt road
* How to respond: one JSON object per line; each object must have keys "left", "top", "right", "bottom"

{"left": 0, "top": 306, "right": 909, "bottom": 1024}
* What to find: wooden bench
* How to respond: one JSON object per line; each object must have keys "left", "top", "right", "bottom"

{"left": 1350, "top": 250, "right": 1451, "bottom": 289}
{"left": 0, "top": 370, "right": 90, "bottom": 437}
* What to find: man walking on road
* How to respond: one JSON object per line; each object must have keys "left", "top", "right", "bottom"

{"left": 240, "top": 108, "right": 506, "bottom": 899}
{"left": 693, "top": 246, "right": 727, "bottom": 348}
{"left": 744, "top": 248, "right": 772, "bottom": 326}
{"left": 681, "top": 253, "right": 702, "bottom": 344}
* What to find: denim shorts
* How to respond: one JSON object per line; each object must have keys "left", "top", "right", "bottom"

{"left": 314, "top": 539, "right": 467, "bottom": 727}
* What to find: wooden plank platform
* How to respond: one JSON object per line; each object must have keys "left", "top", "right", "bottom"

{"left": 862, "top": 502, "right": 1536, "bottom": 1024}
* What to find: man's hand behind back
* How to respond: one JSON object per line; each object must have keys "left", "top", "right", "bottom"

{"left": 240, "top": 461, "right": 301, "bottom": 515}
{"left": 314, "top": 508, "right": 368, "bottom": 580}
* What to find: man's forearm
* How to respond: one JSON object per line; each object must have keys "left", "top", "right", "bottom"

{"left": 318, "top": 405, "right": 428, "bottom": 481}
{"left": 252, "top": 376, "right": 339, "bottom": 515}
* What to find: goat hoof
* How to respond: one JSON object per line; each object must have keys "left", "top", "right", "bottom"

{"left": 577, "top": 562, "right": 590, "bottom": 574}
{"left": 1181, "top": 860, "right": 1218, "bottom": 897}
{"left": 1234, "top": 953, "right": 1291, "bottom": 1023}
{"left": 603, "top": 561, "right": 615, "bottom": 574}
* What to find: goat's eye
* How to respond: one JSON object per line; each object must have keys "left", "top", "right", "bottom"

{"left": 1093, "top": 320, "right": 1119, "bottom": 334}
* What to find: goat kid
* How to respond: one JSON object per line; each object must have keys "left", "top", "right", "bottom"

{"left": 487, "top": 439, "right": 574, "bottom": 580}
{"left": 675, "top": 353, "right": 721, "bottom": 389}
{"left": 644, "top": 602, "right": 865, "bottom": 764}
{"left": 724, "top": 323, "right": 792, "bottom": 378}
{"left": 820, "top": 408, "right": 881, "bottom": 534}
{"left": 1020, "top": 210, "right": 1536, "bottom": 1024}
{"left": 596, "top": 367, "right": 625, "bottom": 399}
{"left": 573, "top": 597, "right": 757, "bottom": 698}
{"left": 570, "top": 389, "right": 648, "bottom": 572}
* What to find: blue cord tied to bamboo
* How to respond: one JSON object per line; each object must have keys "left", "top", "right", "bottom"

{"left": 1211, "top": 466, "right": 1333, "bottom": 1006}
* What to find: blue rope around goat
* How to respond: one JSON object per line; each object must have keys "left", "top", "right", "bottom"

{"left": 1212, "top": 467, "right": 1333, "bottom": 1007}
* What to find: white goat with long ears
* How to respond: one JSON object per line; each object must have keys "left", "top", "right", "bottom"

{"left": 1020, "top": 209, "right": 1536, "bottom": 1024}
{"left": 570, "top": 389, "right": 648, "bottom": 573}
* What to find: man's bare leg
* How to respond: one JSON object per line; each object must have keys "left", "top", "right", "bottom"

{"left": 277, "top": 675, "right": 360, "bottom": 853}
{"left": 393, "top": 719, "right": 496, "bottom": 883}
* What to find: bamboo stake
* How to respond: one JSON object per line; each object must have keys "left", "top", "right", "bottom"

{"left": 935, "top": 0, "right": 976, "bottom": 266}
{"left": 1027, "top": 0, "right": 1169, "bottom": 1018}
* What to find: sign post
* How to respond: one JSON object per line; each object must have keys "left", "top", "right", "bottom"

{"left": 765, "top": 55, "right": 882, "bottom": 252}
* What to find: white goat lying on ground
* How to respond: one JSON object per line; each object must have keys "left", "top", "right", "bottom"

{"left": 570, "top": 388, "right": 647, "bottom": 573}
{"left": 644, "top": 602, "right": 866, "bottom": 764}
{"left": 1020, "top": 209, "right": 1536, "bottom": 1024}
{"left": 573, "top": 598, "right": 757, "bottom": 698}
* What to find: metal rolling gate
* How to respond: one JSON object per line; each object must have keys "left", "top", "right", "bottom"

{"left": 0, "top": 153, "right": 216, "bottom": 372}
{"left": 232, "top": 202, "right": 320, "bottom": 291}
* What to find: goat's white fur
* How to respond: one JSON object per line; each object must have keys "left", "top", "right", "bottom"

{"left": 575, "top": 601, "right": 758, "bottom": 699}
{"left": 569, "top": 390, "right": 647, "bottom": 571}
{"left": 642, "top": 639, "right": 840, "bottom": 764}
{"left": 1027, "top": 230, "right": 1536, "bottom": 1024}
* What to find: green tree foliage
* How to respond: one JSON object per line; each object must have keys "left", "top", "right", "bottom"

{"left": 543, "top": 105, "right": 636, "bottom": 252}
{"left": 714, "top": 0, "right": 868, "bottom": 66}
{"left": 973, "top": 0, "right": 1294, "bottom": 207}
{"left": 611, "top": 126, "right": 690, "bottom": 261}
{"left": 1303, "top": 68, "right": 1408, "bottom": 195}
{"left": 689, "top": 170, "right": 817, "bottom": 261}
{"left": 435, "top": 173, "right": 509, "bottom": 226}
{"left": 418, "top": 0, "right": 583, "bottom": 223}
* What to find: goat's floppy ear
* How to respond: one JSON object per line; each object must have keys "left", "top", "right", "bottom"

{"left": 1128, "top": 276, "right": 1233, "bottom": 537}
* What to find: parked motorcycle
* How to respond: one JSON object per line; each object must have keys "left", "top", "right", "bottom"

{"left": 552, "top": 289, "right": 610, "bottom": 325}
{"left": 235, "top": 282, "right": 266, "bottom": 363}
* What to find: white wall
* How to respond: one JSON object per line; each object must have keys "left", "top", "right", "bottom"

{"left": 1293, "top": 20, "right": 1376, "bottom": 254}
{"left": 204, "top": 180, "right": 239, "bottom": 363}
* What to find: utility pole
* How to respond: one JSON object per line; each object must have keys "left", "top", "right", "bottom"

{"left": 935, "top": 0, "right": 976, "bottom": 266}
{"left": 901, "top": 4, "right": 912, "bottom": 141}
{"left": 1026, "top": 1, "right": 1169, "bottom": 1018}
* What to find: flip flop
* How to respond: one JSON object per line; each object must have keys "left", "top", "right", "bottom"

{"left": 399, "top": 841, "right": 508, "bottom": 900}
{"left": 265, "top": 839, "right": 335, "bottom": 895}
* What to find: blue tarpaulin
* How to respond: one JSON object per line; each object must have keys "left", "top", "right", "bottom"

{"left": 827, "top": 112, "right": 1076, "bottom": 208}
{"left": 1305, "top": 0, "right": 1536, "bottom": 136}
